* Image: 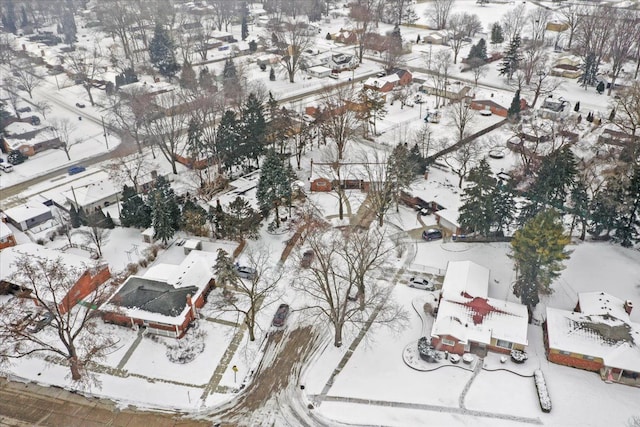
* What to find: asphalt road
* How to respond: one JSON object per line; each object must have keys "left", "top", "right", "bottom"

{"left": 0, "top": 377, "right": 207, "bottom": 427}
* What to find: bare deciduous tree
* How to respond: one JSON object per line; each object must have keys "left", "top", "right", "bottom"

{"left": 449, "top": 100, "right": 476, "bottom": 142}
{"left": 447, "top": 12, "right": 471, "bottom": 64}
{"left": 213, "top": 247, "right": 284, "bottom": 341}
{"left": 10, "top": 61, "right": 43, "bottom": 99}
{"left": 50, "top": 118, "right": 78, "bottom": 161}
{"left": 34, "top": 100, "right": 51, "bottom": 119}
{"left": 65, "top": 49, "right": 106, "bottom": 106}
{"left": 144, "top": 92, "right": 189, "bottom": 174}
{"left": 105, "top": 151, "right": 156, "bottom": 193}
{"left": 609, "top": 81, "right": 640, "bottom": 158}
{"left": 559, "top": 4, "right": 585, "bottom": 50}
{"left": 293, "top": 226, "right": 406, "bottom": 347}
{"left": 425, "top": 0, "right": 454, "bottom": 30}
{"left": 318, "top": 85, "right": 360, "bottom": 160}
{"left": 606, "top": 10, "right": 639, "bottom": 96}
{"left": 350, "top": 1, "right": 375, "bottom": 64}
{"left": 442, "top": 133, "right": 484, "bottom": 188}
{"left": 527, "top": 7, "right": 551, "bottom": 46}
{"left": 469, "top": 58, "right": 488, "bottom": 86}
{"left": 501, "top": 4, "right": 526, "bottom": 43}
{"left": 276, "top": 20, "right": 313, "bottom": 83}
{"left": 0, "top": 254, "right": 118, "bottom": 383}
{"left": 430, "top": 50, "right": 452, "bottom": 108}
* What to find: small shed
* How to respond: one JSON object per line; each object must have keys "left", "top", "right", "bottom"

{"left": 184, "top": 239, "right": 202, "bottom": 255}
{"left": 142, "top": 227, "right": 156, "bottom": 244}
{"left": 307, "top": 65, "right": 332, "bottom": 78}
{"left": 2, "top": 202, "right": 53, "bottom": 231}
{"left": 434, "top": 208, "right": 461, "bottom": 235}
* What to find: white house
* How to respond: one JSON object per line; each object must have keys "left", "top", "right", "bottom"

{"left": 307, "top": 65, "right": 332, "bottom": 78}
{"left": 2, "top": 202, "right": 53, "bottom": 232}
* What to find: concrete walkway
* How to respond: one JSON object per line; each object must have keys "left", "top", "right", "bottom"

{"left": 312, "top": 395, "right": 543, "bottom": 425}
{"left": 116, "top": 327, "right": 145, "bottom": 370}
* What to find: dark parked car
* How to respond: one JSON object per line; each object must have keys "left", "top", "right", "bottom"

{"left": 16, "top": 106, "right": 31, "bottom": 113}
{"left": 8, "top": 150, "right": 27, "bottom": 165}
{"left": 30, "top": 115, "right": 41, "bottom": 125}
{"left": 68, "top": 165, "right": 86, "bottom": 175}
{"left": 301, "top": 250, "right": 314, "bottom": 268}
{"left": 272, "top": 304, "right": 290, "bottom": 327}
{"left": 235, "top": 265, "right": 256, "bottom": 279}
{"left": 75, "top": 102, "right": 86, "bottom": 108}
{"left": 27, "top": 311, "right": 54, "bottom": 333}
{"left": 422, "top": 228, "right": 443, "bottom": 241}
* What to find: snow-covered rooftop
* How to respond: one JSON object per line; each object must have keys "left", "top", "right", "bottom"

{"left": 441, "top": 260, "right": 490, "bottom": 303}
{"left": 432, "top": 297, "right": 529, "bottom": 346}
{"left": 2, "top": 202, "right": 51, "bottom": 223}
{"left": 0, "top": 221, "right": 13, "bottom": 240}
{"left": 546, "top": 306, "right": 640, "bottom": 372}
{"left": 61, "top": 179, "right": 119, "bottom": 208}
{"left": 0, "top": 243, "right": 95, "bottom": 302}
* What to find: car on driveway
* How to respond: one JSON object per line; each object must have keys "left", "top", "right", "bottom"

{"left": 422, "top": 228, "right": 442, "bottom": 241}
{"left": 235, "top": 265, "right": 256, "bottom": 280}
{"left": 408, "top": 277, "right": 434, "bottom": 291}
{"left": 75, "top": 102, "right": 86, "bottom": 108}
{"left": 27, "top": 311, "right": 54, "bottom": 333}
{"left": 272, "top": 304, "right": 290, "bottom": 327}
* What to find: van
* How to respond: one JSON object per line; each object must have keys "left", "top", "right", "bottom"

{"left": 0, "top": 163, "right": 14, "bottom": 173}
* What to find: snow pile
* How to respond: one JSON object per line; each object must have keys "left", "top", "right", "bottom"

{"left": 534, "top": 369, "right": 552, "bottom": 413}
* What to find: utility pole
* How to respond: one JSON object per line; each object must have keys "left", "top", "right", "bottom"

{"left": 102, "top": 116, "right": 109, "bottom": 149}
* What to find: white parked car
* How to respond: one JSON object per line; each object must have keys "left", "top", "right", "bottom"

{"left": 235, "top": 265, "right": 256, "bottom": 279}
{"left": 408, "top": 277, "right": 435, "bottom": 291}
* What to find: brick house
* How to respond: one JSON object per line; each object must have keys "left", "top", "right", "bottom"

{"left": 545, "top": 292, "right": 639, "bottom": 387}
{"left": 0, "top": 244, "right": 111, "bottom": 314}
{"left": 102, "top": 250, "right": 217, "bottom": 338}
{"left": 0, "top": 221, "right": 17, "bottom": 250}
{"left": 431, "top": 261, "right": 529, "bottom": 356}
{"left": 470, "top": 99, "right": 528, "bottom": 117}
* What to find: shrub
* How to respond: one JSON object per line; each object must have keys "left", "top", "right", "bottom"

{"left": 126, "top": 263, "right": 139, "bottom": 275}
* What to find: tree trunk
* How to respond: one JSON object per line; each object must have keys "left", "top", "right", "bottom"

{"left": 333, "top": 324, "right": 343, "bottom": 347}
{"left": 247, "top": 318, "right": 255, "bottom": 341}
{"left": 68, "top": 352, "right": 82, "bottom": 381}
{"left": 85, "top": 85, "right": 95, "bottom": 106}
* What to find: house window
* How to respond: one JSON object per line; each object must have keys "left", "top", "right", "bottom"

{"left": 441, "top": 338, "right": 456, "bottom": 347}
{"left": 559, "top": 350, "right": 571, "bottom": 356}
{"left": 583, "top": 355, "right": 595, "bottom": 361}
{"left": 495, "top": 339, "right": 513, "bottom": 349}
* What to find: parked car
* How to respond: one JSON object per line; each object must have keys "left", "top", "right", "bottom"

{"left": 68, "top": 165, "right": 86, "bottom": 175}
{"left": 422, "top": 228, "right": 443, "bottom": 241}
{"left": 408, "top": 277, "right": 434, "bottom": 291}
{"left": 235, "top": 265, "right": 256, "bottom": 279}
{"left": 75, "top": 102, "right": 86, "bottom": 108}
{"left": 27, "top": 311, "right": 54, "bottom": 333}
{"left": 30, "top": 115, "right": 41, "bottom": 125}
{"left": 301, "top": 250, "right": 315, "bottom": 268}
{"left": 376, "top": 71, "right": 386, "bottom": 77}
{"left": 16, "top": 106, "right": 31, "bottom": 113}
{"left": 0, "top": 163, "right": 14, "bottom": 173}
{"left": 7, "top": 150, "right": 26, "bottom": 165}
{"left": 272, "top": 304, "right": 290, "bottom": 327}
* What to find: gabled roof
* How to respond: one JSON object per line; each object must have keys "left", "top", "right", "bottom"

{"left": 0, "top": 221, "right": 12, "bottom": 240}
{"left": 579, "top": 292, "right": 630, "bottom": 321}
{"left": 3, "top": 202, "right": 51, "bottom": 223}
{"left": 441, "top": 261, "right": 490, "bottom": 303}
{"left": 62, "top": 180, "right": 119, "bottom": 207}
{"left": 433, "top": 297, "right": 529, "bottom": 346}
{"left": 546, "top": 306, "right": 640, "bottom": 372}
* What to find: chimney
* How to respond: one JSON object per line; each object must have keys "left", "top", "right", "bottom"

{"left": 624, "top": 300, "right": 633, "bottom": 316}
{"left": 186, "top": 293, "right": 196, "bottom": 316}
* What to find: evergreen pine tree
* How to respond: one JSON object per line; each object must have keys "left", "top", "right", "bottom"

{"left": 241, "top": 15, "right": 249, "bottom": 41}
{"left": 248, "top": 40, "right": 257, "bottom": 52}
{"left": 409, "top": 143, "right": 425, "bottom": 175}
{"left": 214, "top": 248, "right": 237, "bottom": 287}
{"left": 458, "top": 159, "right": 496, "bottom": 236}
{"left": 20, "top": 5, "right": 27, "bottom": 26}
{"left": 216, "top": 110, "right": 241, "bottom": 172}
{"left": 199, "top": 67, "right": 215, "bottom": 91}
{"left": 416, "top": 34, "right": 421, "bottom": 43}
{"left": 222, "top": 58, "right": 240, "bottom": 95}
{"left": 613, "top": 165, "right": 640, "bottom": 247}
{"left": 149, "top": 22, "right": 180, "bottom": 78}
{"left": 179, "top": 61, "right": 197, "bottom": 91}
{"left": 510, "top": 209, "right": 570, "bottom": 321}
{"left": 256, "top": 150, "right": 293, "bottom": 228}
{"left": 269, "top": 67, "right": 276, "bottom": 81}
{"left": 608, "top": 108, "right": 616, "bottom": 121}
{"left": 104, "top": 212, "right": 115, "bottom": 229}
{"left": 507, "top": 89, "right": 521, "bottom": 121}
{"left": 490, "top": 22, "right": 504, "bottom": 46}
{"left": 241, "top": 93, "right": 267, "bottom": 168}
{"left": 589, "top": 178, "right": 622, "bottom": 238}
{"left": 596, "top": 81, "right": 605, "bottom": 94}
{"left": 61, "top": 10, "right": 77, "bottom": 45}
{"left": 120, "top": 185, "right": 152, "bottom": 229}
{"left": 468, "top": 38, "right": 488, "bottom": 62}
{"left": 326, "top": 32, "right": 332, "bottom": 40}
{"left": 223, "top": 196, "right": 261, "bottom": 241}
{"left": 181, "top": 198, "right": 208, "bottom": 236}
{"left": 186, "top": 118, "right": 205, "bottom": 169}
{"left": 498, "top": 34, "right": 522, "bottom": 81}
{"left": 3, "top": 0, "right": 17, "bottom": 34}
{"left": 390, "top": 24, "right": 403, "bottom": 51}
{"left": 574, "top": 101, "right": 580, "bottom": 112}
{"left": 568, "top": 178, "right": 590, "bottom": 241}
{"left": 150, "top": 176, "right": 179, "bottom": 244}
{"left": 578, "top": 53, "right": 597, "bottom": 88}
{"left": 491, "top": 180, "right": 515, "bottom": 234}
{"left": 69, "top": 205, "right": 81, "bottom": 228}
{"left": 77, "top": 207, "right": 88, "bottom": 226}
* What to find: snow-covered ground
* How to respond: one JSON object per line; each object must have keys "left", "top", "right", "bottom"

{"left": 2, "top": 0, "right": 639, "bottom": 425}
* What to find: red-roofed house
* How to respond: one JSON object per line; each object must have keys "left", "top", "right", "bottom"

{"left": 431, "top": 261, "right": 529, "bottom": 356}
